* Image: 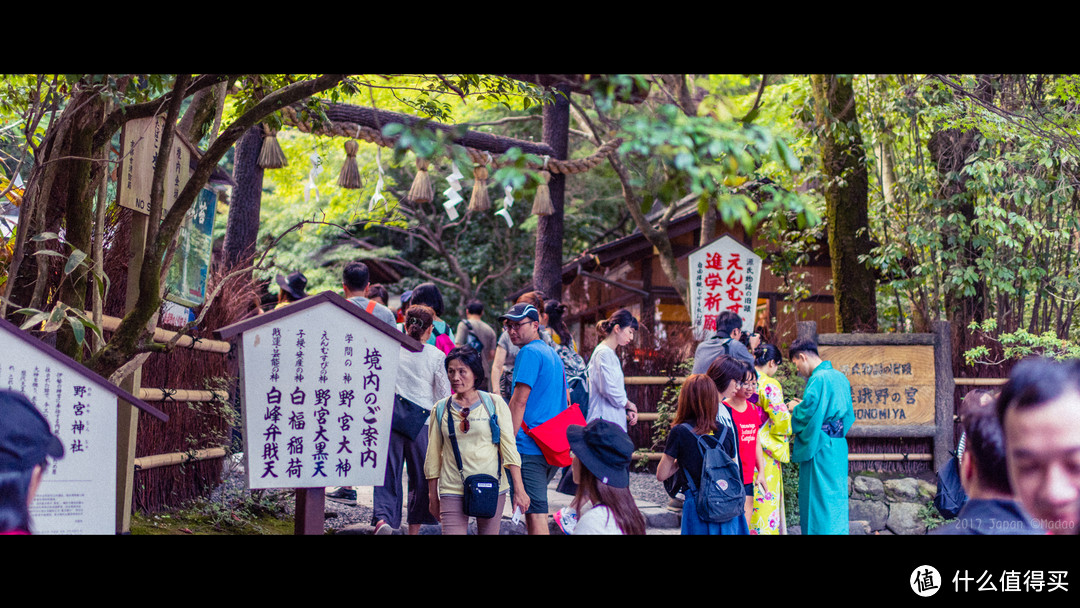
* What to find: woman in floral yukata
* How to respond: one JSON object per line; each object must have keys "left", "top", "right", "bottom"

{"left": 751, "top": 344, "right": 792, "bottom": 534}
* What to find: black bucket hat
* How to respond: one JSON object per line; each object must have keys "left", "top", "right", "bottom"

{"left": 566, "top": 419, "right": 634, "bottom": 488}
{"left": 0, "top": 389, "right": 64, "bottom": 472}
{"left": 275, "top": 271, "right": 309, "bottom": 300}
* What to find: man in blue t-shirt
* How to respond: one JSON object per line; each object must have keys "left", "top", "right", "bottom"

{"left": 500, "top": 302, "right": 568, "bottom": 535}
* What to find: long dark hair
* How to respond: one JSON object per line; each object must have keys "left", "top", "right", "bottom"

{"left": 571, "top": 465, "right": 646, "bottom": 535}
{"left": 410, "top": 283, "right": 445, "bottom": 317}
{"left": 673, "top": 374, "right": 719, "bottom": 436}
{"left": 596, "top": 308, "right": 639, "bottom": 338}
{"left": 544, "top": 300, "right": 572, "bottom": 346}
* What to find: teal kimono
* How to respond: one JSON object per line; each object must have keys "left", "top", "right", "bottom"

{"left": 792, "top": 361, "right": 854, "bottom": 534}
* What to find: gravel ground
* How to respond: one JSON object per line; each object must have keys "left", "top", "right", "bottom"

{"left": 217, "top": 455, "right": 671, "bottom": 534}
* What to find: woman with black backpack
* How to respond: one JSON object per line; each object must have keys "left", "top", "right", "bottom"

{"left": 657, "top": 371, "right": 750, "bottom": 535}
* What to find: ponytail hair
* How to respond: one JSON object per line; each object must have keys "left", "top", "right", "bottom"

{"left": 596, "top": 308, "right": 639, "bottom": 338}
{"left": 754, "top": 343, "right": 782, "bottom": 367}
{"left": 405, "top": 304, "right": 435, "bottom": 341}
{"left": 544, "top": 300, "right": 572, "bottom": 345}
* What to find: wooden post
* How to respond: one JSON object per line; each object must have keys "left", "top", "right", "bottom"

{"left": 796, "top": 320, "right": 818, "bottom": 344}
{"left": 117, "top": 211, "right": 148, "bottom": 534}
{"left": 933, "top": 320, "right": 955, "bottom": 472}
{"left": 294, "top": 489, "right": 325, "bottom": 535}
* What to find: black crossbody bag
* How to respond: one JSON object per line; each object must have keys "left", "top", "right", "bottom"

{"left": 444, "top": 393, "right": 502, "bottom": 519}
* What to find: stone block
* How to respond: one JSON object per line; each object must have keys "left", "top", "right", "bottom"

{"left": 853, "top": 475, "right": 885, "bottom": 500}
{"left": 849, "top": 498, "right": 889, "bottom": 530}
{"left": 850, "top": 520, "right": 871, "bottom": 535}
{"left": 886, "top": 501, "right": 928, "bottom": 535}
{"left": 884, "top": 478, "right": 921, "bottom": 502}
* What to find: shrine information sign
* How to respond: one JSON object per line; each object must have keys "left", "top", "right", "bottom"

{"left": 117, "top": 115, "right": 195, "bottom": 215}
{"left": 0, "top": 318, "right": 166, "bottom": 534}
{"left": 819, "top": 344, "right": 936, "bottom": 426}
{"left": 688, "top": 234, "right": 762, "bottom": 337}
{"left": 217, "top": 292, "right": 422, "bottom": 490}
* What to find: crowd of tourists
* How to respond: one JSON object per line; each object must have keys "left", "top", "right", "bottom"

{"left": 2, "top": 262, "right": 1077, "bottom": 536}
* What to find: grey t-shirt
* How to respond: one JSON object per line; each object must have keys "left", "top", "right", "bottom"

{"left": 690, "top": 334, "right": 754, "bottom": 375}
{"left": 348, "top": 295, "right": 398, "bottom": 328}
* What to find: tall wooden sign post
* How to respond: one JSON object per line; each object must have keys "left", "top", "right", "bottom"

{"left": 114, "top": 115, "right": 200, "bottom": 532}
{"left": 797, "top": 320, "right": 955, "bottom": 470}
{"left": 217, "top": 291, "right": 422, "bottom": 534}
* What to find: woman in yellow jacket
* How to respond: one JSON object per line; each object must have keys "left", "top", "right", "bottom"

{"left": 751, "top": 344, "right": 792, "bottom": 534}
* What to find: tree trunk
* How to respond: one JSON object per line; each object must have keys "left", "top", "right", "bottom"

{"left": 223, "top": 125, "right": 265, "bottom": 272}
{"left": 810, "top": 74, "right": 877, "bottom": 333}
{"left": 533, "top": 84, "right": 570, "bottom": 302}
{"left": 928, "top": 74, "right": 994, "bottom": 373}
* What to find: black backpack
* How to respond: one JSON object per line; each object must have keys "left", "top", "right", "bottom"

{"left": 682, "top": 422, "right": 745, "bottom": 523}
{"left": 933, "top": 452, "right": 968, "bottom": 519}
{"left": 463, "top": 320, "right": 485, "bottom": 354}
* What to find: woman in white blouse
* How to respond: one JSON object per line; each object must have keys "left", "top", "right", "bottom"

{"left": 586, "top": 309, "right": 640, "bottom": 431}
{"left": 372, "top": 304, "right": 450, "bottom": 536}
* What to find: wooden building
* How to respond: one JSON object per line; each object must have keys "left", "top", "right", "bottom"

{"left": 552, "top": 199, "right": 836, "bottom": 359}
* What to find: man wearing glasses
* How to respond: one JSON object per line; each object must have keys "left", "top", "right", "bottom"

{"left": 500, "top": 303, "right": 570, "bottom": 535}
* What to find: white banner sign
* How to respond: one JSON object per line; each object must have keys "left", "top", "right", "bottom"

{"left": 688, "top": 234, "right": 762, "bottom": 337}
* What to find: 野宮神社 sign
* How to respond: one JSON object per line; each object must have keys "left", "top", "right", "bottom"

{"left": 0, "top": 318, "right": 166, "bottom": 534}
{"left": 819, "top": 344, "right": 936, "bottom": 426}
{"left": 216, "top": 292, "right": 423, "bottom": 490}
{"left": 688, "top": 234, "right": 762, "bottom": 337}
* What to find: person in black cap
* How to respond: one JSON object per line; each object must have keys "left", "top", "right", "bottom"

{"left": 274, "top": 270, "right": 308, "bottom": 309}
{"left": 499, "top": 301, "right": 570, "bottom": 535}
{"left": 563, "top": 419, "right": 645, "bottom": 535}
{"left": 1, "top": 389, "right": 64, "bottom": 535}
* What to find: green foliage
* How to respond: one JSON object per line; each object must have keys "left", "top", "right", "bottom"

{"left": 615, "top": 102, "right": 815, "bottom": 234}
{"left": 819, "top": 74, "right": 1080, "bottom": 338}
{"left": 648, "top": 359, "right": 694, "bottom": 455}
{"left": 4, "top": 231, "right": 108, "bottom": 352}
{"left": 965, "top": 318, "right": 1080, "bottom": 366}
{"left": 918, "top": 501, "right": 948, "bottom": 531}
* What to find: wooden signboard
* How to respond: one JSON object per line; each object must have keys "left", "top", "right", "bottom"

{"left": 819, "top": 345, "right": 936, "bottom": 426}
{"left": 0, "top": 317, "right": 167, "bottom": 534}
{"left": 117, "top": 115, "right": 196, "bottom": 215}
{"left": 216, "top": 292, "right": 422, "bottom": 492}
{"left": 687, "top": 234, "right": 762, "bottom": 339}
{"left": 799, "top": 321, "right": 955, "bottom": 470}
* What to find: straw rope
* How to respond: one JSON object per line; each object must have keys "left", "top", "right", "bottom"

{"left": 279, "top": 105, "right": 622, "bottom": 176}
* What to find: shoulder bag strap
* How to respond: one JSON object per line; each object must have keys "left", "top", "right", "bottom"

{"left": 445, "top": 398, "right": 468, "bottom": 484}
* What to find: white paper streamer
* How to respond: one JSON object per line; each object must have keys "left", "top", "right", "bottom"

{"left": 304, "top": 152, "right": 323, "bottom": 203}
{"left": 494, "top": 207, "right": 513, "bottom": 227}
{"left": 495, "top": 184, "right": 514, "bottom": 227}
{"left": 443, "top": 162, "right": 464, "bottom": 219}
{"left": 369, "top": 147, "right": 386, "bottom": 211}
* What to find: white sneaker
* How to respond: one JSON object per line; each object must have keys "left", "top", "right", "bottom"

{"left": 554, "top": 507, "right": 578, "bottom": 535}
